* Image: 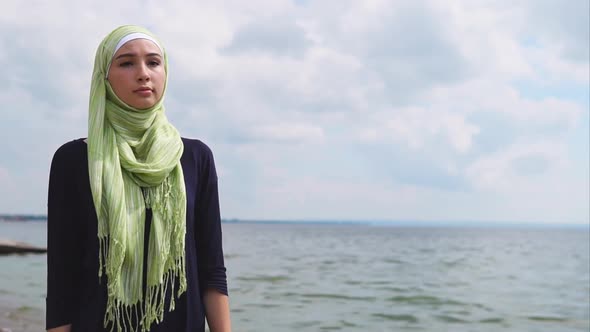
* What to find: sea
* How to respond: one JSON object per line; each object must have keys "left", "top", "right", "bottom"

{"left": 1, "top": 220, "right": 589, "bottom": 332}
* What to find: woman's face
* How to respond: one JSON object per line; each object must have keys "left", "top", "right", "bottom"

{"left": 107, "top": 39, "right": 165, "bottom": 109}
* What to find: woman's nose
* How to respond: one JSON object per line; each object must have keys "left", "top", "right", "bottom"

{"left": 137, "top": 63, "right": 150, "bottom": 81}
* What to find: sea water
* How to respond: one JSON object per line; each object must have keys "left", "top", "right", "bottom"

{"left": 1, "top": 221, "right": 589, "bottom": 332}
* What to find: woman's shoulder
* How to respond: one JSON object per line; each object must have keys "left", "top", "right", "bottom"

{"left": 52, "top": 138, "right": 87, "bottom": 160}
{"left": 181, "top": 137, "right": 215, "bottom": 158}
{"left": 49, "top": 138, "right": 87, "bottom": 173}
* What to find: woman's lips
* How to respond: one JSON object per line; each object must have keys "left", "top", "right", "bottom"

{"left": 134, "top": 88, "right": 153, "bottom": 96}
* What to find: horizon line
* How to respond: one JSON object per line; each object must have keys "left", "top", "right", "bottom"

{"left": 1, "top": 214, "right": 588, "bottom": 228}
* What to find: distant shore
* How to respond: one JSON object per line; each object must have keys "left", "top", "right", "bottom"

{"left": 1, "top": 214, "right": 588, "bottom": 229}
{"left": 0, "top": 215, "right": 46, "bottom": 222}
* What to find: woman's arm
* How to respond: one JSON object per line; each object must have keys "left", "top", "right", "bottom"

{"left": 194, "top": 141, "right": 231, "bottom": 331}
{"left": 47, "top": 324, "right": 72, "bottom": 332}
{"left": 204, "top": 288, "right": 231, "bottom": 332}
{"left": 46, "top": 143, "right": 81, "bottom": 330}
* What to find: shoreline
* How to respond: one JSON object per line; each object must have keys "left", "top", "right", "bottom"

{"left": 0, "top": 301, "right": 44, "bottom": 332}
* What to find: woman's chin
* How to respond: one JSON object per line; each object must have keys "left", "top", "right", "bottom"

{"left": 130, "top": 100, "right": 156, "bottom": 110}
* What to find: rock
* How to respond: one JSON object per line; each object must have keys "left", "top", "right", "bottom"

{"left": 0, "top": 239, "right": 46, "bottom": 255}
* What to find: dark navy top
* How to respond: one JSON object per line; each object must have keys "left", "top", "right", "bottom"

{"left": 46, "top": 138, "right": 228, "bottom": 331}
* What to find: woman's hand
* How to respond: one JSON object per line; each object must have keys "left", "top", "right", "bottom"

{"left": 47, "top": 324, "right": 71, "bottom": 332}
{"left": 204, "top": 288, "right": 232, "bottom": 332}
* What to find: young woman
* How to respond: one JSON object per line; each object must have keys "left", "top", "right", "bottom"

{"left": 46, "top": 25, "right": 231, "bottom": 332}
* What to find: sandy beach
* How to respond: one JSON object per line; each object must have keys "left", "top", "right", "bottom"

{"left": 0, "top": 302, "right": 43, "bottom": 332}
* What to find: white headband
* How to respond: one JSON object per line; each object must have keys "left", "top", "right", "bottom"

{"left": 114, "top": 32, "right": 162, "bottom": 55}
{"left": 106, "top": 32, "right": 163, "bottom": 78}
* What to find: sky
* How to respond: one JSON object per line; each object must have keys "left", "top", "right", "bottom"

{"left": 0, "top": 0, "right": 588, "bottom": 224}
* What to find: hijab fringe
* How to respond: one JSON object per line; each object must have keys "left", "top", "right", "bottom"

{"left": 98, "top": 174, "right": 187, "bottom": 332}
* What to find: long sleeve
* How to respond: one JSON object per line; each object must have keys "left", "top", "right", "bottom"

{"left": 46, "top": 143, "right": 82, "bottom": 329}
{"left": 195, "top": 142, "right": 228, "bottom": 296}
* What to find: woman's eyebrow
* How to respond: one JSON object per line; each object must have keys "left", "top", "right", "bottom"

{"left": 115, "top": 52, "right": 136, "bottom": 60}
{"left": 115, "top": 52, "right": 162, "bottom": 60}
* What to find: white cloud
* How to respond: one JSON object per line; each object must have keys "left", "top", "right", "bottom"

{"left": 465, "top": 140, "right": 568, "bottom": 191}
{"left": 527, "top": 46, "right": 590, "bottom": 83}
{"left": 0, "top": 0, "right": 588, "bottom": 223}
{"left": 441, "top": 1, "right": 535, "bottom": 80}
{"left": 0, "top": 167, "right": 9, "bottom": 184}
{"left": 248, "top": 123, "right": 325, "bottom": 143}
{"left": 427, "top": 79, "right": 583, "bottom": 130}
{"left": 359, "top": 107, "right": 480, "bottom": 153}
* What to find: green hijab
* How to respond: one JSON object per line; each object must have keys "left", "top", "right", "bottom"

{"left": 88, "top": 25, "right": 187, "bottom": 332}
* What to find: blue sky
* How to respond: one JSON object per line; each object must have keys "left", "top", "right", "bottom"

{"left": 0, "top": 0, "right": 588, "bottom": 224}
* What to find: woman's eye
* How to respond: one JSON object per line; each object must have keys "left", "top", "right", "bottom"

{"left": 148, "top": 61, "right": 160, "bottom": 67}
{"left": 119, "top": 61, "right": 133, "bottom": 67}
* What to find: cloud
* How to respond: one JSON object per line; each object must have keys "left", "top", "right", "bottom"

{"left": 359, "top": 107, "right": 480, "bottom": 153}
{"left": 522, "top": 0, "right": 590, "bottom": 63}
{"left": 465, "top": 140, "right": 567, "bottom": 191}
{"left": 0, "top": 167, "right": 9, "bottom": 184}
{"left": 247, "top": 123, "right": 325, "bottom": 143}
{"left": 221, "top": 16, "right": 310, "bottom": 58}
{"left": 299, "top": 1, "right": 472, "bottom": 105}
{"left": 0, "top": 0, "right": 588, "bottom": 223}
